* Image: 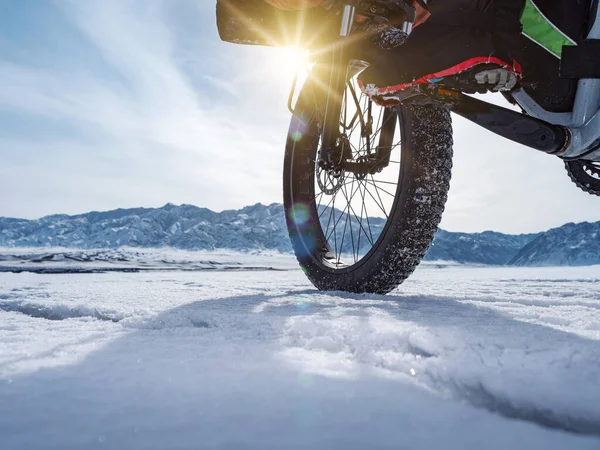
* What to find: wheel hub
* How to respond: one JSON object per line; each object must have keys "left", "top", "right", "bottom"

{"left": 354, "top": 156, "right": 369, "bottom": 180}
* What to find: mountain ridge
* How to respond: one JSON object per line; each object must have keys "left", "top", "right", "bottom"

{"left": 1, "top": 203, "right": 598, "bottom": 266}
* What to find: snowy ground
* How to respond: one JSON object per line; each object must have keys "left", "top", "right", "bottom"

{"left": 0, "top": 251, "right": 599, "bottom": 449}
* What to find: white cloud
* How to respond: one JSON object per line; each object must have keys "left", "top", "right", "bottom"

{"left": 1, "top": 0, "right": 289, "bottom": 218}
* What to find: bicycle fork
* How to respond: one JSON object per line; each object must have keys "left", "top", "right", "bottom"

{"left": 319, "top": 5, "right": 356, "bottom": 169}
{"left": 318, "top": 5, "right": 396, "bottom": 174}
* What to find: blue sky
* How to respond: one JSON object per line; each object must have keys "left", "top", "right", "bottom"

{"left": 1, "top": 0, "right": 600, "bottom": 233}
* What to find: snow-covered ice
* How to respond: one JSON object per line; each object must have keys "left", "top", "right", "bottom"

{"left": 0, "top": 247, "right": 298, "bottom": 273}
{"left": 0, "top": 251, "right": 599, "bottom": 449}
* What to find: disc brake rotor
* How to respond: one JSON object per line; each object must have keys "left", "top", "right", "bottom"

{"left": 317, "top": 167, "right": 345, "bottom": 195}
{"left": 317, "top": 134, "right": 354, "bottom": 195}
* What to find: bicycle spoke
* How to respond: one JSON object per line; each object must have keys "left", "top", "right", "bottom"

{"left": 314, "top": 191, "right": 325, "bottom": 208}
{"left": 363, "top": 178, "right": 399, "bottom": 200}
{"left": 344, "top": 178, "right": 374, "bottom": 247}
{"left": 317, "top": 193, "right": 335, "bottom": 218}
{"left": 315, "top": 178, "right": 356, "bottom": 213}
{"left": 365, "top": 178, "right": 397, "bottom": 198}
{"left": 337, "top": 185, "right": 352, "bottom": 263}
{"left": 331, "top": 192, "right": 339, "bottom": 261}
{"left": 359, "top": 178, "right": 375, "bottom": 244}
{"left": 332, "top": 176, "right": 373, "bottom": 250}
{"left": 345, "top": 176, "right": 358, "bottom": 263}
{"left": 367, "top": 179, "right": 398, "bottom": 187}
{"left": 359, "top": 178, "right": 389, "bottom": 218}
{"left": 357, "top": 107, "right": 395, "bottom": 155}
{"left": 325, "top": 180, "right": 362, "bottom": 243}
{"left": 369, "top": 174, "right": 391, "bottom": 220}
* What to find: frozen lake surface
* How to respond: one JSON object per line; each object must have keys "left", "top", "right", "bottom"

{"left": 0, "top": 251, "right": 599, "bottom": 449}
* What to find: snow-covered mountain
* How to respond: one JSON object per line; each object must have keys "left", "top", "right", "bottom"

{"left": 0, "top": 203, "right": 291, "bottom": 252}
{"left": 510, "top": 221, "right": 600, "bottom": 266}
{"left": 1, "top": 203, "right": 599, "bottom": 266}
{"left": 424, "top": 229, "right": 539, "bottom": 265}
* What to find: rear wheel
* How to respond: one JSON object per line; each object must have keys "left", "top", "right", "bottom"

{"left": 283, "top": 67, "right": 454, "bottom": 294}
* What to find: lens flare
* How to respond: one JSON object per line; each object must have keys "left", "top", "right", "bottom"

{"left": 296, "top": 301, "right": 311, "bottom": 311}
{"left": 289, "top": 203, "right": 310, "bottom": 225}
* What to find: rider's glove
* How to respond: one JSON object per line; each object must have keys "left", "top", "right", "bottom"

{"left": 475, "top": 68, "right": 518, "bottom": 92}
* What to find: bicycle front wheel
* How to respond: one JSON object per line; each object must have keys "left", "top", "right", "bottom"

{"left": 283, "top": 65, "right": 454, "bottom": 294}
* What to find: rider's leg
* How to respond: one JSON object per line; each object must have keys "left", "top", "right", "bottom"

{"left": 357, "top": 21, "right": 522, "bottom": 104}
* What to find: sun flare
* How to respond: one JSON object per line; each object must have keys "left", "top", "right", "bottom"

{"left": 269, "top": 47, "right": 310, "bottom": 79}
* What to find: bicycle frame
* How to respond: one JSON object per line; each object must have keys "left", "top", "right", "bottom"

{"left": 513, "top": 3, "right": 600, "bottom": 160}
{"left": 320, "top": 2, "right": 600, "bottom": 165}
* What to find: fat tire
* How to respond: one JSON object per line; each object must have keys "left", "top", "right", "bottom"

{"left": 283, "top": 83, "right": 454, "bottom": 294}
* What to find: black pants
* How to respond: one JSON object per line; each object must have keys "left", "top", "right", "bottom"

{"left": 357, "top": 0, "right": 525, "bottom": 91}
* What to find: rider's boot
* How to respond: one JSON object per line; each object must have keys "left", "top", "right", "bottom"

{"left": 359, "top": 62, "right": 521, "bottom": 106}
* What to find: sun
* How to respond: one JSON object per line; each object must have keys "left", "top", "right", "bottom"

{"left": 268, "top": 47, "right": 310, "bottom": 79}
